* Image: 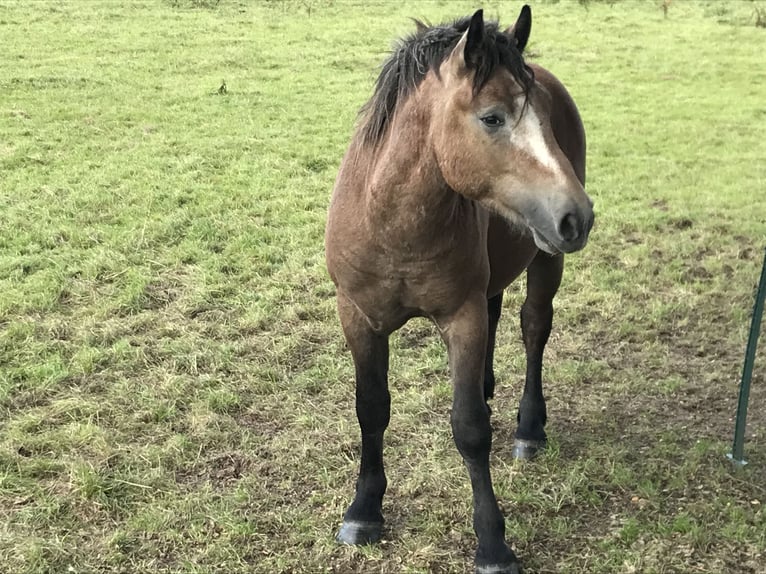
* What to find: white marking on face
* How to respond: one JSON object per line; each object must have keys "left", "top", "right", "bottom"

{"left": 509, "top": 101, "right": 565, "bottom": 181}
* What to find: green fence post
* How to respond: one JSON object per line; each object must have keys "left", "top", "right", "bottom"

{"left": 728, "top": 247, "right": 766, "bottom": 466}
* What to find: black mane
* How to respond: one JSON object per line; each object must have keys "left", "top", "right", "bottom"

{"left": 359, "top": 16, "right": 534, "bottom": 146}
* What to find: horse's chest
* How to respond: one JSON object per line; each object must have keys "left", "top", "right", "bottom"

{"left": 333, "top": 245, "right": 487, "bottom": 332}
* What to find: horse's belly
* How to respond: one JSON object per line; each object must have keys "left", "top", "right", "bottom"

{"left": 486, "top": 215, "right": 538, "bottom": 296}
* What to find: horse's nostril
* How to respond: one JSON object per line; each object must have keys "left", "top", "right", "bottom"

{"left": 558, "top": 213, "right": 580, "bottom": 243}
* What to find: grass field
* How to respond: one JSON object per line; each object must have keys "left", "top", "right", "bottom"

{"left": 1, "top": 1, "right": 765, "bottom": 572}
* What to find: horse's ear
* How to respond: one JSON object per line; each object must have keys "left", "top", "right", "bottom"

{"left": 464, "top": 9, "right": 486, "bottom": 66}
{"left": 448, "top": 9, "right": 485, "bottom": 73}
{"left": 506, "top": 5, "right": 532, "bottom": 53}
{"left": 412, "top": 18, "right": 429, "bottom": 34}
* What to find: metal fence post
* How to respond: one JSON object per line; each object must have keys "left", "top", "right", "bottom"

{"left": 728, "top": 247, "right": 766, "bottom": 466}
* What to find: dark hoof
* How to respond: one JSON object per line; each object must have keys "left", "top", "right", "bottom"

{"left": 476, "top": 562, "right": 522, "bottom": 574}
{"left": 336, "top": 520, "right": 383, "bottom": 545}
{"left": 511, "top": 438, "right": 546, "bottom": 460}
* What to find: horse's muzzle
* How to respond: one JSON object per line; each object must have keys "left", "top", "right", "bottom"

{"left": 555, "top": 202, "right": 594, "bottom": 253}
{"left": 530, "top": 196, "right": 594, "bottom": 255}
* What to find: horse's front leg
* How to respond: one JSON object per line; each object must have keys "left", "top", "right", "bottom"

{"left": 439, "top": 293, "right": 520, "bottom": 574}
{"left": 512, "top": 252, "right": 564, "bottom": 460}
{"left": 335, "top": 294, "right": 391, "bottom": 545}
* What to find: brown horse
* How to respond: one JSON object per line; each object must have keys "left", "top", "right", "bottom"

{"left": 325, "top": 6, "right": 593, "bottom": 573}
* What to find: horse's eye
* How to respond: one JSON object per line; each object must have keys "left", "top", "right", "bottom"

{"left": 480, "top": 114, "right": 505, "bottom": 128}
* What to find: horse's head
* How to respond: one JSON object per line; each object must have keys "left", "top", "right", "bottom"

{"left": 431, "top": 7, "right": 594, "bottom": 254}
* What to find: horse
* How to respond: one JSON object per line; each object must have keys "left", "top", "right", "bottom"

{"left": 325, "top": 6, "right": 594, "bottom": 573}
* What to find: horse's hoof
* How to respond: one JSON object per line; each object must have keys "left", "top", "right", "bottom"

{"left": 475, "top": 562, "right": 522, "bottom": 574}
{"left": 511, "top": 438, "right": 546, "bottom": 460}
{"left": 336, "top": 520, "right": 383, "bottom": 545}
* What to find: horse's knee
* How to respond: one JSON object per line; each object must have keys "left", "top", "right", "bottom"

{"left": 451, "top": 406, "right": 492, "bottom": 460}
{"left": 355, "top": 392, "right": 391, "bottom": 434}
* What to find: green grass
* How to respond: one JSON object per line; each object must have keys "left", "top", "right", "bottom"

{"left": 1, "top": 0, "right": 765, "bottom": 572}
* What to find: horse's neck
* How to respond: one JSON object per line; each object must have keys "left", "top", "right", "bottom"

{"left": 362, "top": 102, "right": 467, "bottom": 245}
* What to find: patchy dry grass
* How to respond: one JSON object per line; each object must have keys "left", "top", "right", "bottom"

{"left": 1, "top": 0, "right": 765, "bottom": 572}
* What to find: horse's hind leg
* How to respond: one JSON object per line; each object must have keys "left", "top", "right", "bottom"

{"left": 335, "top": 294, "right": 391, "bottom": 545}
{"left": 483, "top": 292, "right": 503, "bottom": 408}
{"left": 512, "top": 252, "right": 564, "bottom": 460}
